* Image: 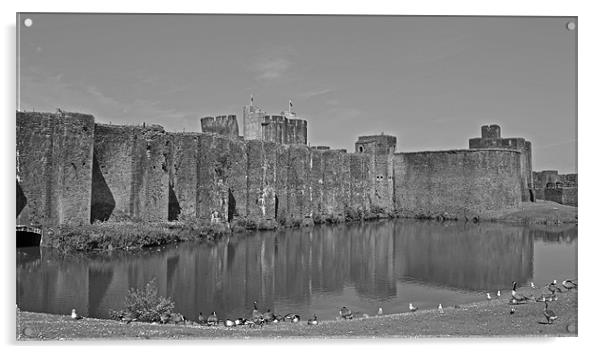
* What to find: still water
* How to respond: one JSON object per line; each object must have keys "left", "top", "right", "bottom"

{"left": 17, "top": 220, "right": 577, "bottom": 321}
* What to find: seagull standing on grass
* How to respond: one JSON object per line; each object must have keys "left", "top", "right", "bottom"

{"left": 409, "top": 303, "right": 417, "bottom": 312}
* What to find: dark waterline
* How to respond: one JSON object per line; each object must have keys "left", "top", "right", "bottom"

{"left": 17, "top": 220, "right": 577, "bottom": 321}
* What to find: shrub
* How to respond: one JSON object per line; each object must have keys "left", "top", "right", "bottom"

{"left": 109, "top": 279, "right": 175, "bottom": 323}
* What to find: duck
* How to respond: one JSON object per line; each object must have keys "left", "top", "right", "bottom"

{"left": 340, "top": 306, "right": 353, "bottom": 320}
{"left": 207, "top": 311, "right": 219, "bottom": 326}
{"left": 308, "top": 314, "right": 318, "bottom": 325}
{"left": 438, "top": 304, "right": 444, "bottom": 314}
{"left": 198, "top": 312, "right": 207, "bottom": 325}
{"left": 486, "top": 293, "right": 492, "bottom": 300}
{"left": 497, "top": 290, "right": 501, "bottom": 297}
{"left": 224, "top": 319, "right": 235, "bottom": 327}
{"left": 172, "top": 313, "right": 185, "bottom": 324}
{"left": 511, "top": 281, "right": 531, "bottom": 303}
{"left": 409, "top": 303, "right": 417, "bottom": 312}
{"left": 562, "top": 279, "right": 577, "bottom": 291}
{"left": 377, "top": 307, "right": 383, "bottom": 316}
{"left": 160, "top": 312, "right": 171, "bottom": 324}
{"left": 543, "top": 301, "right": 558, "bottom": 324}
{"left": 71, "top": 309, "right": 83, "bottom": 321}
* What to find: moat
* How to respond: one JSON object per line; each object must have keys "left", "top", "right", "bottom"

{"left": 16, "top": 220, "right": 577, "bottom": 322}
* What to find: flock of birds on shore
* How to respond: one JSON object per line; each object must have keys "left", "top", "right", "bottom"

{"left": 69, "top": 279, "right": 577, "bottom": 328}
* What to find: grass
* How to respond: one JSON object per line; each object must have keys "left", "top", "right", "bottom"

{"left": 45, "top": 220, "right": 231, "bottom": 252}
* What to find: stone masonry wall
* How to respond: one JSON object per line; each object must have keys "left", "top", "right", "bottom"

{"left": 17, "top": 111, "right": 94, "bottom": 228}
{"left": 17, "top": 111, "right": 527, "bottom": 233}
{"left": 393, "top": 149, "right": 522, "bottom": 219}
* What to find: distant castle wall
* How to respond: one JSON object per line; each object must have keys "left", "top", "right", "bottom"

{"left": 532, "top": 170, "right": 578, "bottom": 206}
{"left": 200, "top": 115, "right": 239, "bottom": 139}
{"left": 469, "top": 125, "right": 533, "bottom": 202}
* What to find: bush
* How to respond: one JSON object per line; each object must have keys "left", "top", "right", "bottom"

{"left": 109, "top": 279, "right": 175, "bottom": 323}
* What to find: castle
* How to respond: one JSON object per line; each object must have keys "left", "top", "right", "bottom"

{"left": 15, "top": 100, "right": 574, "bottom": 234}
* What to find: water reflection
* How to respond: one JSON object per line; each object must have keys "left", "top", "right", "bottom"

{"left": 17, "top": 220, "right": 577, "bottom": 321}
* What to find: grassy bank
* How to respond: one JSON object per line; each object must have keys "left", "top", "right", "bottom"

{"left": 481, "top": 200, "right": 578, "bottom": 225}
{"left": 16, "top": 286, "right": 577, "bottom": 340}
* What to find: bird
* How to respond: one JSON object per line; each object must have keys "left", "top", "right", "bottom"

{"left": 160, "top": 313, "right": 170, "bottom": 324}
{"left": 510, "top": 307, "right": 516, "bottom": 315}
{"left": 263, "top": 308, "right": 275, "bottom": 322}
{"left": 377, "top": 307, "right": 383, "bottom": 315}
{"left": 497, "top": 290, "right": 501, "bottom": 297}
{"left": 511, "top": 281, "right": 531, "bottom": 303}
{"left": 562, "top": 279, "right": 577, "bottom": 291}
{"left": 224, "top": 319, "right": 235, "bottom": 327}
{"left": 289, "top": 314, "right": 301, "bottom": 323}
{"left": 438, "top": 304, "right": 444, "bottom": 314}
{"left": 234, "top": 318, "right": 245, "bottom": 326}
{"left": 486, "top": 293, "right": 492, "bottom": 300}
{"left": 531, "top": 282, "right": 536, "bottom": 289}
{"left": 71, "top": 309, "right": 83, "bottom": 320}
{"left": 207, "top": 311, "right": 219, "bottom": 326}
{"left": 252, "top": 301, "right": 262, "bottom": 321}
{"left": 340, "top": 306, "right": 353, "bottom": 320}
{"left": 543, "top": 301, "right": 558, "bottom": 324}
{"left": 198, "top": 312, "right": 207, "bottom": 325}
{"left": 548, "top": 280, "right": 563, "bottom": 294}
{"left": 308, "top": 314, "right": 318, "bottom": 325}
{"left": 409, "top": 303, "right": 417, "bottom": 312}
{"left": 172, "top": 313, "right": 185, "bottom": 324}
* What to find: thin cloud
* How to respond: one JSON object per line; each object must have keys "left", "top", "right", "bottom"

{"left": 252, "top": 57, "right": 293, "bottom": 81}
{"left": 300, "top": 88, "right": 335, "bottom": 99}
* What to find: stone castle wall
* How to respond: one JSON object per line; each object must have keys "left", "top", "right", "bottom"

{"left": 393, "top": 149, "right": 523, "bottom": 219}
{"left": 16, "top": 111, "right": 94, "bottom": 228}
{"left": 200, "top": 115, "right": 239, "bottom": 139}
{"left": 17, "top": 111, "right": 528, "bottom": 232}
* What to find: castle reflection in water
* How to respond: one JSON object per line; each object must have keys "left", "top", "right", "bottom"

{"left": 17, "top": 220, "right": 577, "bottom": 320}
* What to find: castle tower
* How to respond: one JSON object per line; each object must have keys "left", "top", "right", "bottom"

{"left": 242, "top": 99, "right": 266, "bottom": 141}
{"left": 469, "top": 124, "right": 533, "bottom": 202}
{"left": 354, "top": 133, "right": 396, "bottom": 212}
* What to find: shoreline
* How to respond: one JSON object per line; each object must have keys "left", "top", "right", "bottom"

{"left": 31, "top": 200, "right": 577, "bottom": 253}
{"left": 16, "top": 286, "right": 577, "bottom": 340}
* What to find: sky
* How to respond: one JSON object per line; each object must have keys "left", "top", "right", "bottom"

{"left": 17, "top": 14, "right": 577, "bottom": 173}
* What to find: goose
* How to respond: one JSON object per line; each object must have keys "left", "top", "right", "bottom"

{"left": 543, "top": 301, "right": 558, "bottom": 324}
{"left": 263, "top": 308, "right": 275, "bottom": 322}
{"left": 198, "top": 312, "right": 207, "bottom": 325}
{"left": 340, "top": 306, "right": 353, "bottom": 320}
{"left": 290, "top": 314, "right": 301, "bottom": 323}
{"left": 308, "top": 314, "right": 318, "bottom": 325}
{"left": 438, "top": 304, "right": 444, "bottom": 314}
{"left": 224, "top": 319, "right": 235, "bottom": 327}
{"left": 511, "top": 281, "right": 531, "bottom": 303}
{"left": 234, "top": 318, "right": 244, "bottom": 326}
{"left": 497, "top": 290, "right": 501, "bottom": 297}
{"left": 562, "top": 279, "right": 577, "bottom": 291}
{"left": 548, "top": 280, "right": 563, "bottom": 294}
{"left": 377, "top": 307, "right": 383, "bottom": 315}
{"left": 510, "top": 307, "right": 516, "bottom": 315}
{"left": 486, "top": 293, "right": 492, "bottom": 300}
{"left": 207, "top": 311, "right": 219, "bottom": 326}
{"left": 71, "top": 309, "right": 83, "bottom": 320}
{"left": 252, "top": 301, "right": 262, "bottom": 321}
